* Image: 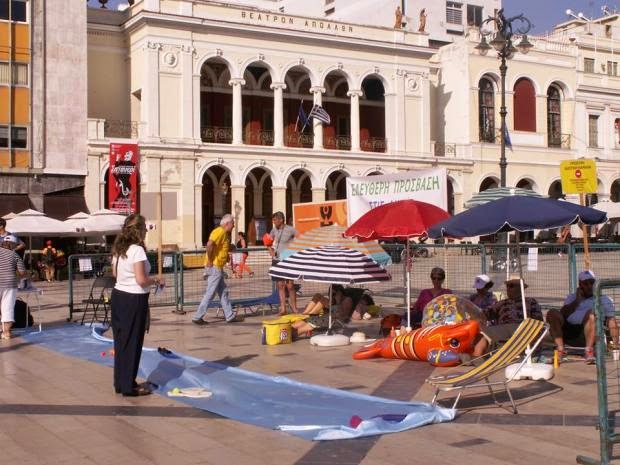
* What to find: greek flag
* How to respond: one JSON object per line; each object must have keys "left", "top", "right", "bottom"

{"left": 503, "top": 123, "right": 513, "bottom": 151}
{"left": 295, "top": 100, "right": 309, "bottom": 132}
{"left": 308, "top": 104, "right": 331, "bottom": 125}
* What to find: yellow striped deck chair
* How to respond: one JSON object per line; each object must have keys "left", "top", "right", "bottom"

{"left": 426, "top": 318, "right": 548, "bottom": 414}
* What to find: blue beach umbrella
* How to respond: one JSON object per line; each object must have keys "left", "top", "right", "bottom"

{"left": 428, "top": 196, "right": 607, "bottom": 239}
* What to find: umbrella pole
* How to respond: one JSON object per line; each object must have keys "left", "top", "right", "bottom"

{"left": 406, "top": 237, "right": 411, "bottom": 330}
{"left": 327, "top": 285, "right": 333, "bottom": 335}
{"left": 516, "top": 234, "right": 534, "bottom": 366}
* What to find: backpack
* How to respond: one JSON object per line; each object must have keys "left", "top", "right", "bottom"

{"left": 43, "top": 247, "right": 56, "bottom": 265}
{"left": 14, "top": 299, "right": 34, "bottom": 329}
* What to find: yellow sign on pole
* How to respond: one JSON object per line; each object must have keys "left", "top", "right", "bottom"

{"left": 560, "top": 159, "right": 597, "bottom": 194}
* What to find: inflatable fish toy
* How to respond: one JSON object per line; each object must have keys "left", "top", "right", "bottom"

{"left": 352, "top": 320, "right": 479, "bottom": 366}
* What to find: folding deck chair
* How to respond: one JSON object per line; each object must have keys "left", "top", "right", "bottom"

{"left": 81, "top": 276, "right": 116, "bottom": 325}
{"left": 426, "top": 318, "right": 548, "bottom": 414}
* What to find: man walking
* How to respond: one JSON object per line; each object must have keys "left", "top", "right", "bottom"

{"left": 268, "top": 211, "right": 298, "bottom": 315}
{"left": 192, "top": 214, "right": 244, "bottom": 325}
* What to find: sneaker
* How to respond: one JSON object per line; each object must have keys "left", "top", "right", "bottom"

{"left": 226, "top": 315, "right": 245, "bottom": 323}
{"left": 191, "top": 318, "right": 208, "bottom": 326}
{"left": 585, "top": 347, "right": 596, "bottom": 364}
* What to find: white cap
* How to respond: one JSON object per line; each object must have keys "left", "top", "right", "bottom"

{"left": 3, "top": 234, "right": 18, "bottom": 243}
{"left": 473, "top": 274, "right": 493, "bottom": 290}
{"left": 579, "top": 270, "right": 596, "bottom": 282}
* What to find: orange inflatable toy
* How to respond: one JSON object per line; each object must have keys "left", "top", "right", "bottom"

{"left": 353, "top": 320, "right": 479, "bottom": 366}
{"left": 262, "top": 233, "right": 274, "bottom": 247}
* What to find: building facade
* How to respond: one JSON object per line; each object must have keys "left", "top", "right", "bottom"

{"left": 0, "top": 0, "right": 88, "bottom": 218}
{"left": 85, "top": 0, "right": 620, "bottom": 249}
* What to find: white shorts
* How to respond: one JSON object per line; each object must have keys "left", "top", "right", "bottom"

{"left": 0, "top": 288, "right": 17, "bottom": 323}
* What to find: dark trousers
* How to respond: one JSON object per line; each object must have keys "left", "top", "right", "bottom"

{"left": 110, "top": 288, "right": 149, "bottom": 394}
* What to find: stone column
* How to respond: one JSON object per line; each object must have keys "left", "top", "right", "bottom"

{"left": 229, "top": 78, "right": 245, "bottom": 145}
{"left": 253, "top": 188, "right": 262, "bottom": 217}
{"left": 348, "top": 89, "right": 363, "bottom": 151}
{"left": 271, "top": 82, "right": 286, "bottom": 148}
{"left": 193, "top": 72, "right": 201, "bottom": 143}
{"left": 230, "top": 185, "right": 246, "bottom": 237}
{"left": 143, "top": 42, "right": 161, "bottom": 140}
{"left": 291, "top": 188, "right": 301, "bottom": 204}
{"left": 312, "top": 187, "right": 326, "bottom": 203}
{"left": 271, "top": 186, "right": 287, "bottom": 218}
{"left": 194, "top": 183, "right": 203, "bottom": 247}
{"left": 181, "top": 46, "right": 195, "bottom": 141}
{"left": 310, "top": 86, "right": 325, "bottom": 149}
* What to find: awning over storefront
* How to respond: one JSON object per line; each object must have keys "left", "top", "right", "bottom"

{"left": 43, "top": 188, "right": 89, "bottom": 220}
{"left": 0, "top": 194, "right": 31, "bottom": 218}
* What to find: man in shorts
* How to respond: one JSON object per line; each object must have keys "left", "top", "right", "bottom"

{"left": 472, "top": 275, "right": 543, "bottom": 357}
{"left": 268, "top": 211, "right": 298, "bottom": 315}
{"left": 0, "top": 235, "right": 27, "bottom": 339}
{"left": 546, "top": 270, "right": 618, "bottom": 364}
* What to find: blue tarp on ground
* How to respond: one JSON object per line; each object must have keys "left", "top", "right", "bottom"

{"left": 23, "top": 324, "right": 454, "bottom": 440}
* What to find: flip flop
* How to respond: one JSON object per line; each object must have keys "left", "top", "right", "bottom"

{"left": 167, "top": 387, "right": 213, "bottom": 399}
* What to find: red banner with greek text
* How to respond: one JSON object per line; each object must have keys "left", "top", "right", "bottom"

{"left": 108, "top": 143, "right": 139, "bottom": 214}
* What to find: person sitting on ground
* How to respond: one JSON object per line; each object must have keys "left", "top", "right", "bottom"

{"left": 472, "top": 275, "right": 543, "bottom": 357}
{"left": 351, "top": 293, "right": 376, "bottom": 320}
{"left": 411, "top": 267, "right": 453, "bottom": 325}
{"left": 469, "top": 274, "right": 497, "bottom": 312}
{"left": 546, "top": 270, "right": 618, "bottom": 364}
{"left": 292, "top": 284, "right": 354, "bottom": 338}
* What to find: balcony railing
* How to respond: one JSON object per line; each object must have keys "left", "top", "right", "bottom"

{"left": 244, "top": 130, "right": 274, "bottom": 146}
{"left": 324, "top": 135, "right": 351, "bottom": 151}
{"left": 201, "top": 126, "right": 233, "bottom": 144}
{"left": 286, "top": 133, "right": 314, "bottom": 148}
{"left": 361, "top": 137, "right": 387, "bottom": 153}
{"left": 104, "top": 120, "right": 139, "bottom": 139}
{"left": 548, "top": 133, "right": 571, "bottom": 149}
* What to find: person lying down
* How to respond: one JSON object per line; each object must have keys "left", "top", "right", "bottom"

{"left": 292, "top": 284, "right": 353, "bottom": 338}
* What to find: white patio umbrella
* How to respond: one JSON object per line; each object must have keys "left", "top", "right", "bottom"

{"left": 63, "top": 211, "right": 90, "bottom": 232}
{"left": 80, "top": 209, "right": 127, "bottom": 235}
{"left": 2, "top": 212, "right": 16, "bottom": 219}
{"left": 6, "top": 209, "right": 72, "bottom": 236}
{"left": 269, "top": 245, "right": 391, "bottom": 346}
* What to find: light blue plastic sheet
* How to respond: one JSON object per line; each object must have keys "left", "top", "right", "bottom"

{"left": 23, "top": 324, "right": 454, "bottom": 440}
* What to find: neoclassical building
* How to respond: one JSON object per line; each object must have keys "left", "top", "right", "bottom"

{"left": 86, "top": 0, "right": 620, "bottom": 248}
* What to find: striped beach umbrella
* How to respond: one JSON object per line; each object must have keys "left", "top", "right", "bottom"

{"left": 280, "top": 224, "right": 391, "bottom": 266}
{"left": 269, "top": 245, "right": 391, "bottom": 285}
{"left": 464, "top": 187, "right": 544, "bottom": 209}
{"left": 269, "top": 245, "right": 391, "bottom": 333}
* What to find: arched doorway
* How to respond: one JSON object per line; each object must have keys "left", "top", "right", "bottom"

{"left": 201, "top": 165, "right": 231, "bottom": 244}
{"left": 548, "top": 180, "right": 563, "bottom": 200}
{"left": 326, "top": 170, "right": 348, "bottom": 200}
{"left": 285, "top": 169, "right": 313, "bottom": 221}
{"left": 479, "top": 177, "right": 498, "bottom": 191}
{"left": 360, "top": 75, "right": 386, "bottom": 152}
{"left": 200, "top": 59, "right": 233, "bottom": 143}
{"left": 284, "top": 67, "right": 313, "bottom": 148}
{"left": 244, "top": 167, "right": 273, "bottom": 245}
{"left": 241, "top": 63, "right": 274, "bottom": 146}
{"left": 323, "top": 71, "right": 350, "bottom": 150}
{"left": 611, "top": 179, "right": 620, "bottom": 202}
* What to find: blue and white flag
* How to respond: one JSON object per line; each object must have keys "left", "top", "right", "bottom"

{"left": 503, "top": 123, "right": 513, "bottom": 151}
{"left": 295, "top": 100, "right": 309, "bottom": 132}
{"left": 308, "top": 104, "right": 331, "bottom": 125}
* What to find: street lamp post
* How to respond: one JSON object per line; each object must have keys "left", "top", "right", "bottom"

{"left": 475, "top": 9, "right": 533, "bottom": 188}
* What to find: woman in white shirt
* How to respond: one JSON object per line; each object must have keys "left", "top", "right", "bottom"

{"left": 110, "top": 214, "right": 164, "bottom": 397}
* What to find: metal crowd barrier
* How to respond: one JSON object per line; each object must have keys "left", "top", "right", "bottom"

{"left": 577, "top": 279, "right": 620, "bottom": 465}
{"left": 67, "top": 252, "right": 180, "bottom": 321}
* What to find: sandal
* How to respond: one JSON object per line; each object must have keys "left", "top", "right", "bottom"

{"left": 122, "top": 385, "right": 152, "bottom": 397}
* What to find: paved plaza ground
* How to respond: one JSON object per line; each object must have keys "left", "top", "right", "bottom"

{"left": 0, "top": 279, "right": 614, "bottom": 465}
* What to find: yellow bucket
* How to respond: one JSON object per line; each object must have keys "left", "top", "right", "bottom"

{"left": 261, "top": 318, "right": 293, "bottom": 345}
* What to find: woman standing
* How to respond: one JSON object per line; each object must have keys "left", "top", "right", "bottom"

{"left": 234, "top": 231, "right": 254, "bottom": 278}
{"left": 111, "top": 214, "right": 164, "bottom": 397}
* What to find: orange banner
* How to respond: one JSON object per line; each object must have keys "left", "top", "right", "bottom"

{"left": 292, "top": 200, "right": 348, "bottom": 234}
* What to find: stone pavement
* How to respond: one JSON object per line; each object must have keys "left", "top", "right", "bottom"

{"left": 0, "top": 280, "right": 612, "bottom": 465}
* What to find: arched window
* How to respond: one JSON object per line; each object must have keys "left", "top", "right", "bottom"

{"left": 547, "top": 86, "right": 561, "bottom": 147}
{"left": 478, "top": 78, "right": 495, "bottom": 142}
{"left": 513, "top": 78, "right": 536, "bottom": 132}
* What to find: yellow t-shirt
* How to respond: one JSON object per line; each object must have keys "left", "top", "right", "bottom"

{"left": 204, "top": 226, "right": 230, "bottom": 268}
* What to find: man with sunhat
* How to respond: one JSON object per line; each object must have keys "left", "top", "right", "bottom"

{"left": 472, "top": 274, "right": 543, "bottom": 357}
{"left": 546, "top": 270, "right": 618, "bottom": 364}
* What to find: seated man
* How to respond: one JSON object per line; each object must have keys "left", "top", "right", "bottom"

{"left": 472, "top": 275, "right": 543, "bottom": 357}
{"left": 292, "top": 284, "right": 353, "bottom": 338}
{"left": 546, "top": 270, "right": 618, "bottom": 364}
